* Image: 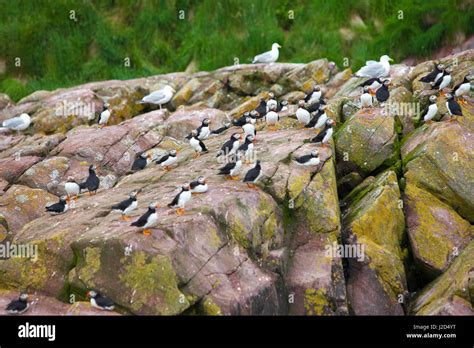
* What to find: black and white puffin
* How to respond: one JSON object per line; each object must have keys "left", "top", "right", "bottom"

{"left": 307, "top": 97, "right": 327, "bottom": 113}
{"left": 186, "top": 118, "right": 211, "bottom": 140}
{"left": 131, "top": 203, "right": 159, "bottom": 235}
{"left": 218, "top": 152, "right": 243, "bottom": 180}
{"left": 5, "top": 293, "right": 30, "bottom": 314}
{"left": 296, "top": 100, "right": 311, "bottom": 127}
{"left": 311, "top": 119, "right": 336, "bottom": 147}
{"left": 375, "top": 80, "right": 390, "bottom": 102}
{"left": 168, "top": 185, "right": 192, "bottom": 215}
{"left": 359, "top": 77, "right": 382, "bottom": 91}
{"left": 419, "top": 63, "right": 445, "bottom": 83}
{"left": 421, "top": 95, "right": 438, "bottom": 124}
{"left": 255, "top": 97, "right": 267, "bottom": 118}
{"left": 431, "top": 67, "right": 452, "bottom": 93}
{"left": 294, "top": 149, "right": 320, "bottom": 166}
{"left": 453, "top": 74, "right": 472, "bottom": 104}
{"left": 305, "top": 104, "right": 325, "bottom": 128}
{"left": 211, "top": 122, "right": 231, "bottom": 135}
{"left": 131, "top": 152, "right": 152, "bottom": 171}
{"left": 155, "top": 149, "right": 178, "bottom": 171}
{"left": 87, "top": 290, "right": 115, "bottom": 311}
{"left": 237, "top": 134, "right": 255, "bottom": 163}
{"left": 190, "top": 176, "right": 208, "bottom": 194}
{"left": 64, "top": 176, "right": 81, "bottom": 202}
{"left": 79, "top": 165, "right": 100, "bottom": 195}
{"left": 265, "top": 103, "right": 279, "bottom": 131}
{"left": 189, "top": 130, "right": 208, "bottom": 158}
{"left": 305, "top": 85, "right": 322, "bottom": 105}
{"left": 313, "top": 105, "right": 329, "bottom": 132}
{"left": 216, "top": 132, "right": 241, "bottom": 158}
{"left": 445, "top": 93, "right": 463, "bottom": 121}
{"left": 112, "top": 191, "right": 139, "bottom": 221}
{"left": 243, "top": 160, "right": 262, "bottom": 189}
{"left": 360, "top": 85, "right": 374, "bottom": 108}
{"left": 98, "top": 102, "right": 111, "bottom": 128}
{"left": 242, "top": 116, "right": 257, "bottom": 139}
{"left": 46, "top": 196, "right": 69, "bottom": 214}
{"left": 233, "top": 112, "right": 250, "bottom": 127}
{"left": 275, "top": 99, "right": 289, "bottom": 112}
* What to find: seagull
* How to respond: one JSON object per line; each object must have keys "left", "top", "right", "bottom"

{"left": 137, "top": 86, "right": 175, "bottom": 109}
{"left": 355, "top": 55, "right": 393, "bottom": 78}
{"left": 0, "top": 113, "right": 31, "bottom": 134}
{"left": 252, "top": 43, "right": 281, "bottom": 64}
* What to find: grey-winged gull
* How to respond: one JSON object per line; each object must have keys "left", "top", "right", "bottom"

{"left": 355, "top": 55, "right": 393, "bottom": 78}
{"left": 137, "top": 85, "right": 175, "bottom": 109}
{"left": 252, "top": 43, "right": 281, "bottom": 64}
{"left": 0, "top": 113, "right": 31, "bottom": 134}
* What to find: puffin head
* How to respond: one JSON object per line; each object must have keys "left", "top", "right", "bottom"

{"left": 363, "top": 85, "right": 370, "bottom": 93}
{"left": 86, "top": 290, "right": 98, "bottom": 298}
{"left": 67, "top": 176, "right": 76, "bottom": 183}
{"left": 429, "top": 95, "right": 437, "bottom": 103}
{"left": 314, "top": 85, "right": 321, "bottom": 92}
{"left": 197, "top": 176, "right": 207, "bottom": 184}
{"left": 311, "top": 149, "right": 319, "bottom": 157}
{"left": 169, "top": 149, "right": 178, "bottom": 156}
{"left": 298, "top": 100, "right": 306, "bottom": 107}
{"left": 445, "top": 93, "right": 454, "bottom": 100}
{"left": 19, "top": 293, "right": 29, "bottom": 301}
{"left": 383, "top": 79, "right": 390, "bottom": 86}
{"left": 268, "top": 92, "right": 275, "bottom": 99}
{"left": 191, "top": 129, "right": 199, "bottom": 137}
{"left": 203, "top": 118, "right": 210, "bottom": 125}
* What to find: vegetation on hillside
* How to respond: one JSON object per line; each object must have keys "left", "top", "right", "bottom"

{"left": 0, "top": 0, "right": 473, "bottom": 101}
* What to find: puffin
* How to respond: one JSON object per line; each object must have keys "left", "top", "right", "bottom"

{"left": 131, "top": 152, "right": 152, "bottom": 171}
{"left": 313, "top": 105, "right": 329, "bottom": 133}
{"left": 190, "top": 176, "right": 208, "bottom": 194}
{"left": 360, "top": 85, "right": 374, "bottom": 108}
{"left": 64, "top": 176, "right": 81, "bottom": 202}
{"left": 311, "top": 119, "right": 336, "bottom": 147}
{"left": 79, "top": 165, "right": 100, "bottom": 195}
{"left": 431, "top": 67, "right": 452, "bottom": 94}
{"left": 137, "top": 86, "right": 175, "bottom": 109}
{"left": 453, "top": 74, "right": 472, "bottom": 104}
{"left": 354, "top": 55, "right": 393, "bottom": 78}
{"left": 98, "top": 102, "right": 111, "bottom": 128}
{"left": 294, "top": 149, "right": 320, "bottom": 167}
{"left": 237, "top": 135, "right": 255, "bottom": 163}
{"left": 419, "top": 63, "right": 445, "bottom": 83}
{"left": 267, "top": 92, "right": 278, "bottom": 110}
{"left": 189, "top": 130, "right": 208, "bottom": 158}
{"left": 131, "top": 203, "right": 159, "bottom": 235}
{"left": 168, "top": 185, "right": 192, "bottom": 215}
{"left": 275, "top": 99, "right": 289, "bottom": 112}
{"left": 216, "top": 132, "right": 241, "bottom": 158}
{"left": 242, "top": 116, "right": 257, "bottom": 139}
{"left": 243, "top": 160, "right": 262, "bottom": 189}
{"left": 255, "top": 97, "right": 268, "bottom": 119}
{"left": 296, "top": 100, "right": 311, "bottom": 127}
{"left": 233, "top": 112, "right": 250, "bottom": 127}
{"left": 445, "top": 93, "right": 463, "bottom": 121}
{"left": 186, "top": 118, "right": 211, "bottom": 140}
{"left": 218, "top": 152, "right": 243, "bottom": 180}
{"left": 305, "top": 104, "right": 325, "bottom": 129}
{"left": 265, "top": 103, "right": 279, "bottom": 131}
{"left": 112, "top": 192, "right": 138, "bottom": 221}
{"left": 5, "top": 293, "right": 30, "bottom": 314}
{"left": 375, "top": 80, "right": 390, "bottom": 102}
{"left": 155, "top": 149, "right": 178, "bottom": 171}
{"left": 46, "top": 196, "right": 69, "bottom": 214}
{"left": 305, "top": 85, "right": 322, "bottom": 105}
{"left": 252, "top": 43, "right": 281, "bottom": 64}
{"left": 307, "top": 97, "right": 327, "bottom": 113}
{"left": 211, "top": 122, "right": 231, "bottom": 135}
{"left": 87, "top": 291, "right": 115, "bottom": 311}
{"left": 359, "top": 77, "right": 382, "bottom": 92}
{"left": 421, "top": 95, "right": 438, "bottom": 124}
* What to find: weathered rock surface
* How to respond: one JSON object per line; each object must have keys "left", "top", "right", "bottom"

{"left": 0, "top": 50, "right": 473, "bottom": 316}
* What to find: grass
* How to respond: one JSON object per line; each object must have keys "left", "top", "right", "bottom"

{"left": 0, "top": 0, "right": 473, "bottom": 101}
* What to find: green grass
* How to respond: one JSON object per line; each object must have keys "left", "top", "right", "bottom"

{"left": 0, "top": 0, "right": 473, "bottom": 101}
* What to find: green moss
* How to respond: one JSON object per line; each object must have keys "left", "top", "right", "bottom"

{"left": 201, "top": 297, "right": 222, "bottom": 316}
{"left": 119, "top": 251, "right": 189, "bottom": 315}
{"left": 304, "top": 288, "right": 332, "bottom": 315}
{"left": 76, "top": 247, "right": 101, "bottom": 288}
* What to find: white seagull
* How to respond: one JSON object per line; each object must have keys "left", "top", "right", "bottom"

{"left": 252, "top": 43, "right": 281, "bottom": 64}
{"left": 0, "top": 113, "right": 31, "bottom": 134}
{"left": 355, "top": 55, "right": 394, "bottom": 78}
{"left": 138, "top": 86, "right": 175, "bottom": 109}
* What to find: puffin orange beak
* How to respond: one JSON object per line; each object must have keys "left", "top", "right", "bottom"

{"left": 204, "top": 179, "right": 208, "bottom": 184}
{"left": 86, "top": 291, "right": 90, "bottom": 297}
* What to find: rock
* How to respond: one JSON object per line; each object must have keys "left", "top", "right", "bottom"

{"left": 337, "top": 172, "right": 364, "bottom": 198}
{"left": 0, "top": 185, "right": 58, "bottom": 233}
{"left": 279, "top": 59, "right": 332, "bottom": 91}
{"left": 343, "top": 171, "right": 407, "bottom": 315}
{"left": 402, "top": 122, "right": 474, "bottom": 223}
{"left": 171, "top": 77, "right": 225, "bottom": 109}
{"left": 410, "top": 240, "right": 474, "bottom": 315}
{"left": 404, "top": 182, "right": 473, "bottom": 279}
{"left": 165, "top": 108, "right": 229, "bottom": 140}
{"left": 335, "top": 108, "right": 399, "bottom": 177}
{"left": 0, "top": 133, "right": 65, "bottom": 159}
{"left": 387, "top": 86, "right": 414, "bottom": 134}
{"left": 0, "top": 156, "right": 42, "bottom": 183}
{"left": 0, "top": 290, "right": 120, "bottom": 315}
{"left": 0, "top": 93, "right": 14, "bottom": 110}
{"left": 17, "top": 157, "right": 70, "bottom": 195}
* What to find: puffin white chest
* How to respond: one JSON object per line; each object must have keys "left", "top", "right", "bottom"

{"left": 322, "top": 128, "right": 334, "bottom": 144}
{"left": 242, "top": 124, "right": 255, "bottom": 136}
{"left": 162, "top": 155, "right": 177, "bottom": 166}
{"left": 124, "top": 200, "right": 138, "bottom": 215}
{"left": 265, "top": 111, "right": 278, "bottom": 125}
{"left": 190, "top": 137, "right": 201, "bottom": 151}
{"left": 439, "top": 75, "right": 451, "bottom": 90}
{"left": 361, "top": 93, "right": 373, "bottom": 107}
{"left": 455, "top": 83, "right": 471, "bottom": 97}
{"left": 230, "top": 161, "right": 242, "bottom": 176}
{"left": 424, "top": 104, "right": 438, "bottom": 121}
{"left": 314, "top": 113, "right": 328, "bottom": 130}
{"left": 198, "top": 126, "right": 210, "bottom": 140}
{"left": 65, "top": 182, "right": 80, "bottom": 196}
{"left": 99, "top": 109, "right": 111, "bottom": 125}
{"left": 296, "top": 108, "right": 310, "bottom": 124}
{"left": 178, "top": 191, "right": 192, "bottom": 208}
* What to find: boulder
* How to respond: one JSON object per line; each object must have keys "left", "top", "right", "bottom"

{"left": 0, "top": 156, "right": 42, "bottom": 183}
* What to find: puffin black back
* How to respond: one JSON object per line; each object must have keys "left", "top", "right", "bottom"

{"left": 0, "top": 0, "right": 473, "bottom": 346}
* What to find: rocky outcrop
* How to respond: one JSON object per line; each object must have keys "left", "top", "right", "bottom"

{"left": 0, "top": 50, "right": 473, "bottom": 316}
